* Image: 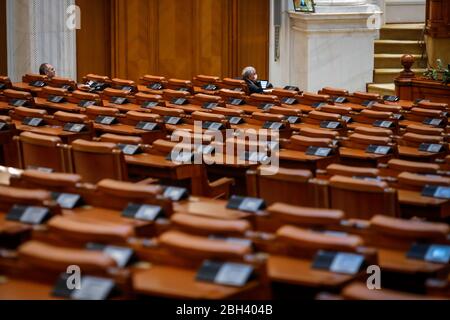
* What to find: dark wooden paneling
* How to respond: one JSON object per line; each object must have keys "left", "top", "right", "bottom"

{"left": 426, "top": 0, "right": 450, "bottom": 38}
{"left": 76, "top": 0, "right": 270, "bottom": 81}
{"left": 0, "top": 0, "right": 7, "bottom": 75}
{"left": 235, "top": 0, "right": 270, "bottom": 79}
{"left": 76, "top": 0, "right": 111, "bottom": 81}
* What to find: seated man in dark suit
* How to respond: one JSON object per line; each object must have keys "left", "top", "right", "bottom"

{"left": 242, "top": 66, "right": 264, "bottom": 94}
{"left": 39, "top": 63, "right": 56, "bottom": 80}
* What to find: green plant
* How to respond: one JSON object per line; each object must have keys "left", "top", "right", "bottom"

{"left": 424, "top": 59, "right": 450, "bottom": 85}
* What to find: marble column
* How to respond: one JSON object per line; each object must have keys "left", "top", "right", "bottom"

{"left": 7, "top": 0, "right": 76, "bottom": 82}
{"left": 281, "top": 0, "right": 381, "bottom": 92}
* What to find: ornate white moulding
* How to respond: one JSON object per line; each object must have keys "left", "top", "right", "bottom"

{"left": 287, "top": 1, "right": 382, "bottom": 92}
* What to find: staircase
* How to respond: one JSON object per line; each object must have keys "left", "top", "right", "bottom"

{"left": 367, "top": 23, "right": 427, "bottom": 96}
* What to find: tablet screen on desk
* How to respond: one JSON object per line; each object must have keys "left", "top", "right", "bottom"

{"left": 260, "top": 80, "right": 269, "bottom": 89}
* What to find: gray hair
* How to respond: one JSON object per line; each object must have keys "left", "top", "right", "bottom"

{"left": 242, "top": 66, "right": 256, "bottom": 80}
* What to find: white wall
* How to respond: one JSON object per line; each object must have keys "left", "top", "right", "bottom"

{"left": 269, "top": 0, "right": 292, "bottom": 88}
{"left": 7, "top": 0, "right": 77, "bottom": 82}
{"left": 385, "top": 0, "right": 425, "bottom": 23}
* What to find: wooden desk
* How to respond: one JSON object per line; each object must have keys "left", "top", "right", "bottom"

{"left": 13, "top": 121, "right": 92, "bottom": 144}
{"left": 277, "top": 149, "right": 337, "bottom": 172}
{"left": 93, "top": 123, "right": 165, "bottom": 144}
{"left": 34, "top": 97, "right": 83, "bottom": 114}
{"left": 0, "top": 277, "right": 58, "bottom": 300}
{"left": 398, "top": 145, "right": 446, "bottom": 162}
{"left": 174, "top": 197, "right": 252, "bottom": 220}
{"left": 398, "top": 189, "right": 449, "bottom": 220}
{"left": 11, "top": 83, "right": 43, "bottom": 96}
{"left": 124, "top": 153, "right": 203, "bottom": 195}
{"left": 396, "top": 77, "right": 450, "bottom": 104}
{"left": 378, "top": 248, "right": 449, "bottom": 275}
{"left": 268, "top": 255, "right": 354, "bottom": 288}
{"left": 339, "top": 147, "right": 393, "bottom": 167}
{"left": 133, "top": 265, "right": 259, "bottom": 299}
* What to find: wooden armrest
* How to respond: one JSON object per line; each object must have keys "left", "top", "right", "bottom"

{"left": 126, "top": 111, "right": 160, "bottom": 122}
{"left": 192, "top": 111, "right": 226, "bottom": 123}
{"left": 308, "top": 111, "right": 341, "bottom": 121}
{"left": 371, "top": 103, "right": 402, "bottom": 113}
{"left": 85, "top": 74, "right": 110, "bottom": 82}
{"left": 194, "top": 93, "right": 221, "bottom": 103}
{"left": 405, "top": 124, "right": 444, "bottom": 136}
{"left": 354, "top": 127, "right": 393, "bottom": 137}
{"left": 72, "top": 90, "right": 100, "bottom": 101}
{"left": 207, "top": 177, "right": 235, "bottom": 199}
{"left": 102, "top": 88, "right": 129, "bottom": 98}
{"left": 152, "top": 139, "right": 177, "bottom": 154}
{"left": 299, "top": 127, "right": 339, "bottom": 139}
{"left": 327, "top": 164, "right": 380, "bottom": 177}
{"left": 71, "top": 139, "right": 117, "bottom": 153}
{"left": 398, "top": 172, "right": 450, "bottom": 187}
{"left": 18, "top": 240, "right": 117, "bottom": 272}
{"left": 48, "top": 216, "right": 134, "bottom": 243}
{"left": 268, "top": 203, "right": 344, "bottom": 225}
{"left": 23, "top": 73, "right": 48, "bottom": 83}
{"left": 411, "top": 107, "right": 445, "bottom": 118}
{"left": 342, "top": 283, "right": 435, "bottom": 300}
{"left": 258, "top": 167, "right": 313, "bottom": 183}
{"left": 141, "top": 75, "right": 166, "bottom": 83}
{"left": 112, "top": 78, "right": 136, "bottom": 87}
{"left": 349, "top": 133, "right": 391, "bottom": 145}
{"left": 53, "top": 111, "right": 88, "bottom": 123}
{"left": 4, "top": 89, "right": 34, "bottom": 100}
{"left": 360, "top": 109, "right": 393, "bottom": 119}
{"left": 168, "top": 79, "right": 192, "bottom": 86}
{"left": 330, "top": 176, "right": 390, "bottom": 192}
{"left": 270, "top": 106, "right": 301, "bottom": 116}
{"left": 222, "top": 78, "right": 246, "bottom": 86}
{"left": 353, "top": 92, "right": 380, "bottom": 100}
{"left": 212, "top": 107, "right": 244, "bottom": 117}
{"left": 417, "top": 101, "right": 448, "bottom": 111}
{"left": 159, "top": 230, "right": 252, "bottom": 259}
{"left": 99, "top": 133, "right": 143, "bottom": 145}
{"left": 0, "top": 185, "right": 51, "bottom": 204}
{"left": 272, "top": 88, "right": 297, "bottom": 97}
{"left": 86, "top": 106, "right": 120, "bottom": 116}
{"left": 134, "top": 92, "right": 163, "bottom": 101}
{"left": 21, "top": 170, "right": 82, "bottom": 188}
{"left": 387, "top": 159, "right": 440, "bottom": 173}
{"left": 303, "top": 92, "right": 330, "bottom": 102}
{"left": 321, "top": 87, "right": 349, "bottom": 96}
{"left": 135, "top": 177, "right": 160, "bottom": 185}
{"left": 401, "top": 132, "right": 444, "bottom": 144}
{"left": 0, "top": 115, "right": 12, "bottom": 123}
{"left": 276, "top": 225, "right": 363, "bottom": 251}
{"left": 150, "top": 106, "right": 185, "bottom": 117}
{"left": 318, "top": 104, "right": 352, "bottom": 114}
{"left": 41, "top": 86, "right": 68, "bottom": 97}
{"left": 370, "top": 215, "right": 449, "bottom": 239}
{"left": 250, "top": 93, "right": 278, "bottom": 103}
{"left": 14, "top": 106, "right": 47, "bottom": 117}
{"left": 291, "top": 135, "right": 333, "bottom": 148}
{"left": 195, "top": 75, "right": 220, "bottom": 82}
{"left": 97, "top": 179, "right": 162, "bottom": 198}
{"left": 252, "top": 112, "right": 285, "bottom": 122}
{"left": 171, "top": 213, "right": 250, "bottom": 235}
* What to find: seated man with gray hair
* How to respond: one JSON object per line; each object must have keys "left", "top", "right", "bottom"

{"left": 242, "top": 66, "right": 264, "bottom": 95}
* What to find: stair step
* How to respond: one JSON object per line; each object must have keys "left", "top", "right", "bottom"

{"left": 373, "top": 68, "right": 426, "bottom": 84}
{"left": 380, "top": 23, "right": 425, "bottom": 41}
{"left": 375, "top": 40, "right": 425, "bottom": 54}
{"left": 375, "top": 53, "right": 427, "bottom": 69}
{"left": 367, "top": 83, "right": 396, "bottom": 96}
